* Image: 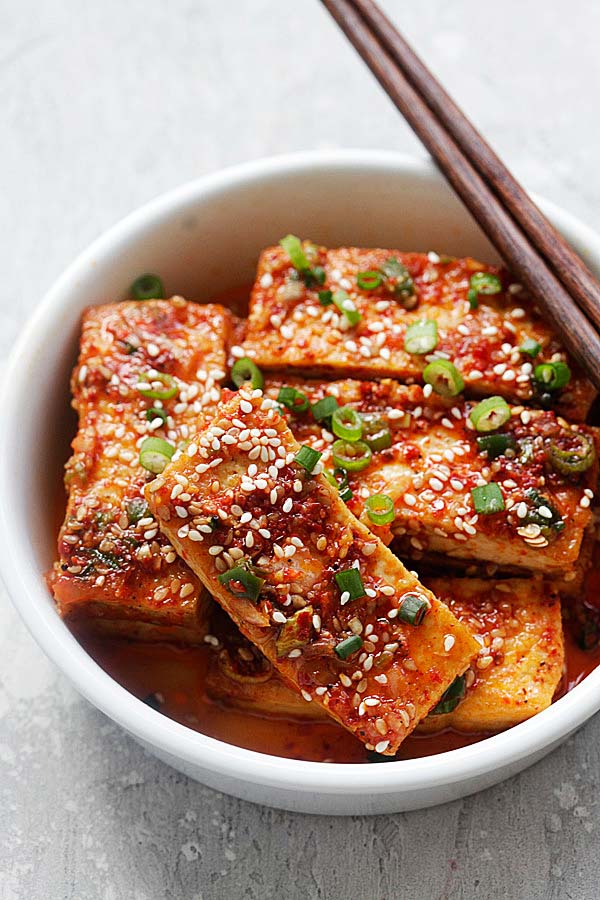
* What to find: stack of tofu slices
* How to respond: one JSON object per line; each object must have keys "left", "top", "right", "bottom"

{"left": 50, "top": 238, "right": 599, "bottom": 755}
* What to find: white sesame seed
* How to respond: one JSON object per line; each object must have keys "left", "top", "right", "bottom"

{"left": 283, "top": 498, "right": 293, "bottom": 513}
{"left": 375, "top": 740, "right": 390, "bottom": 754}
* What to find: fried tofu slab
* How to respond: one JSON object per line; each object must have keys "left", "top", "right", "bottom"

{"left": 145, "top": 389, "right": 479, "bottom": 754}
{"left": 418, "top": 578, "right": 564, "bottom": 732}
{"left": 49, "top": 298, "right": 232, "bottom": 641}
{"left": 244, "top": 244, "right": 594, "bottom": 421}
{"left": 264, "top": 378, "right": 596, "bottom": 575}
{"left": 205, "top": 577, "right": 564, "bottom": 735}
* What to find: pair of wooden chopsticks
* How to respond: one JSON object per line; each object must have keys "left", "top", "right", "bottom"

{"left": 321, "top": 0, "right": 600, "bottom": 392}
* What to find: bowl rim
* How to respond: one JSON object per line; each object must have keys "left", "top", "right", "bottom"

{"left": 2, "top": 147, "right": 600, "bottom": 797}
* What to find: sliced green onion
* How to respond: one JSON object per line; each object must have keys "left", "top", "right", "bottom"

{"left": 139, "top": 437, "right": 175, "bottom": 474}
{"left": 548, "top": 432, "right": 595, "bottom": 475}
{"left": 318, "top": 289, "right": 333, "bottom": 306}
{"left": 294, "top": 445, "right": 322, "bottom": 473}
{"left": 126, "top": 497, "right": 149, "bottom": 525}
{"left": 469, "top": 396, "right": 511, "bottom": 432}
{"left": 277, "top": 386, "right": 309, "bottom": 414}
{"left": 335, "top": 568, "right": 366, "bottom": 601}
{"left": 145, "top": 407, "right": 168, "bottom": 425}
{"left": 423, "top": 359, "right": 464, "bottom": 397}
{"left": 471, "top": 482, "right": 505, "bottom": 514}
{"left": 218, "top": 565, "right": 264, "bottom": 602}
{"left": 332, "top": 406, "right": 363, "bottom": 441}
{"left": 335, "top": 635, "right": 363, "bottom": 659}
{"left": 365, "top": 494, "right": 395, "bottom": 526}
{"left": 324, "top": 467, "right": 353, "bottom": 502}
{"left": 231, "top": 357, "right": 264, "bottom": 390}
{"left": 137, "top": 372, "right": 178, "bottom": 401}
{"left": 404, "top": 319, "right": 438, "bottom": 355}
{"left": 397, "top": 592, "right": 430, "bottom": 625}
{"left": 311, "top": 395, "right": 339, "bottom": 423}
{"left": 381, "top": 257, "right": 415, "bottom": 301}
{"left": 534, "top": 361, "right": 571, "bottom": 391}
{"left": 333, "top": 289, "right": 361, "bottom": 326}
{"left": 356, "top": 270, "right": 383, "bottom": 291}
{"left": 130, "top": 273, "right": 164, "bottom": 300}
{"left": 524, "top": 488, "right": 565, "bottom": 534}
{"left": 476, "top": 433, "right": 516, "bottom": 459}
{"left": 470, "top": 272, "right": 502, "bottom": 295}
{"left": 429, "top": 675, "right": 466, "bottom": 715}
{"left": 280, "top": 234, "right": 309, "bottom": 271}
{"left": 520, "top": 338, "right": 542, "bottom": 358}
{"left": 332, "top": 439, "right": 372, "bottom": 472}
{"left": 362, "top": 414, "right": 392, "bottom": 452}
{"left": 467, "top": 288, "right": 479, "bottom": 310}
{"left": 302, "top": 265, "right": 326, "bottom": 288}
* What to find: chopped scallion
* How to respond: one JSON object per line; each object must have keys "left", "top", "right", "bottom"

{"left": 519, "top": 338, "right": 542, "bottom": 358}
{"left": 470, "top": 271, "right": 502, "bottom": 295}
{"left": 137, "top": 372, "right": 178, "bottom": 401}
{"left": 318, "top": 289, "right": 333, "bottom": 306}
{"left": 311, "top": 395, "right": 339, "bottom": 423}
{"left": 397, "top": 592, "right": 430, "bottom": 625}
{"left": 365, "top": 493, "right": 395, "bottom": 526}
{"left": 130, "top": 273, "right": 164, "bottom": 300}
{"left": 294, "top": 445, "right": 322, "bottom": 473}
{"left": 277, "top": 386, "right": 309, "bottom": 414}
{"left": 231, "top": 357, "right": 264, "bottom": 390}
{"left": 429, "top": 675, "right": 466, "bottom": 715}
{"left": 422, "top": 359, "right": 464, "bottom": 397}
{"left": 335, "top": 568, "right": 366, "bottom": 601}
{"left": 335, "top": 634, "right": 363, "bottom": 659}
{"left": 332, "top": 439, "right": 372, "bottom": 472}
{"left": 404, "top": 319, "right": 438, "bottom": 355}
{"left": 476, "top": 433, "right": 516, "bottom": 459}
{"left": 138, "top": 436, "right": 175, "bottom": 474}
{"left": 534, "top": 361, "right": 571, "bottom": 391}
{"left": 362, "top": 414, "right": 392, "bottom": 452}
{"left": 469, "top": 396, "right": 511, "bottom": 432}
{"left": 145, "top": 407, "right": 168, "bottom": 425}
{"left": 331, "top": 406, "right": 363, "bottom": 442}
{"left": 356, "top": 270, "right": 383, "bottom": 291}
{"left": 471, "top": 482, "right": 505, "bottom": 514}
{"left": 333, "top": 289, "right": 361, "bottom": 326}
{"left": 218, "top": 565, "right": 264, "bottom": 602}
{"left": 279, "top": 234, "right": 309, "bottom": 271}
{"left": 324, "top": 467, "right": 353, "bottom": 502}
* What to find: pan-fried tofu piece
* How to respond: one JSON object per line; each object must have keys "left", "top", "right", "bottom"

{"left": 417, "top": 578, "right": 564, "bottom": 732}
{"left": 264, "top": 377, "right": 596, "bottom": 575}
{"left": 145, "top": 389, "right": 479, "bottom": 754}
{"left": 244, "top": 243, "right": 594, "bottom": 421}
{"left": 49, "top": 299, "right": 232, "bottom": 641}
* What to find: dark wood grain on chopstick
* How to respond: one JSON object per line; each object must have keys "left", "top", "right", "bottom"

{"left": 350, "top": 0, "right": 600, "bottom": 334}
{"left": 321, "top": 0, "right": 600, "bottom": 390}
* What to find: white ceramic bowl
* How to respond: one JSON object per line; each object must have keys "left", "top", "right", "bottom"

{"left": 2, "top": 150, "right": 600, "bottom": 816}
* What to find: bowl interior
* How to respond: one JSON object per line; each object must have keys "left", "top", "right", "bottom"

{"left": 4, "top": 151, "right": 600, "bottom": 800}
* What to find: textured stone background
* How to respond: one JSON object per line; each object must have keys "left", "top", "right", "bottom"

{"left": 3, "top": 1, "right": 600, "bottom": 897}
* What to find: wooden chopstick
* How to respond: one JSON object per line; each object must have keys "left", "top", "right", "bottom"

{"left": 321, "top": 0, "right": 600, "bottom": 391}
{"left": 351, "top": 0, "right": 600, "bottom": 335}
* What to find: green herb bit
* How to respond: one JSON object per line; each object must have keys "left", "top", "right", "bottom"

{"left": 279, "top": 234, "right": 310, "bottom": 271}
{"left": 548, "top": 432, "right": 595, "bottom": 475}
{"left": 126, "top": 497, "right": 149, "bottom": 525}
{"left": 365, "top": 493, "right": 395, "bottom": 526}
{"left": 130, "top": 273, "right": 164, "bottom": 300}
{"left": 534, "top": 361, "right": 571, "bottom": 391}
{"left": 471, "top": 482, "right": 505, "bottom": 515}
{"left": 380, "top": 257, "right": 415, "bottom": 303}
{"left": 423, "top": 359, "right": 464, "bottom": 397}
{"left": 218, "top": 565, "right": 264, "bottom": 602}
{"left": 231, "top": 357, "right": 264, "bottom": 390}
{"left": 331, "top": 406, "right": 363, "bottom": 442}
{"left": 356, "top": 270, "right": 383, "bottom": 291}
{"left": 324, "top": 467, "right": 353, "bottom": 502}
{"left": 332, "top": 289, "right": 361, "bottom": 326}
{"left": 335, "top": 568, "right": 366, "bottom": 602}
{"left": 335, "top": 634, "right": 363, "bottom": 660}
{"left": 331, "top": 439, "right": 372, "bottom": 472}
{"left": 469, "top": 271, "right": 502, "bottom": 295}
{"left": 294, "top": 445, "right": 322, "bottom": 473}
{"left": 524, "top": 488, "right": 565, "bottom": 535}
{"left": 404, "top": 318, "right": 438, "bottom": 355}
{"left": 519, "top": 338, "right": 542, "bottom": 358}
{"left": 318, "top": 289, "right": 333, "bottom": 306}
{"left": 311, "top": 395, "right": 339, "bottom": 424}
{"left": 277, "top": 386, "right": 309, "bottom": 414}
{"left": 145, "top": 407, "right": 168, "bottom": 425}
{"left": 467, "top": 288, "right": 479, "bottom": 310}
{"left": 469, "top": 396, "right": 511, "bottom": 432}
{"left": 476, "top": 433, "right": 516, "bottom": 460}
{"left": 137, "top": 371, "right": 178, "bottom": 401}
{"left": 362, "top": 414, "right": 392, "bottom": 452}
{"left": 397, "top": 592, "right": 429, "bottom": 625}
{"left": 138, "top": 437, "right": 175, "bottom": 474}
{"left": 429, "top": 675, "right": 466, "bottom": 715}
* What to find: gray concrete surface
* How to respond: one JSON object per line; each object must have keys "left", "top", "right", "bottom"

{"left": 2, "top": 0, "right": 600, "bottom": 897}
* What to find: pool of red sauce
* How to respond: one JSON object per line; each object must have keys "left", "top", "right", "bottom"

{"left": 69, "top": 282, "right": 600, "bottom": 763}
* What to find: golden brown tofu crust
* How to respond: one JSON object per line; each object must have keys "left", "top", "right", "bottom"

{"left": 145, "top": 389, "right": 479, "bottom": 754}
{"left": 244, "top": 245, "right": 595, "bottom": 421}
{"left": 50, "top": 298, "right": 232, "bottom": 640}
{"left": 418, "top": 577, "right": 564, "bottom": 732}
{"left": 264, "top": 377, "right": 596, "bottom": 574}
